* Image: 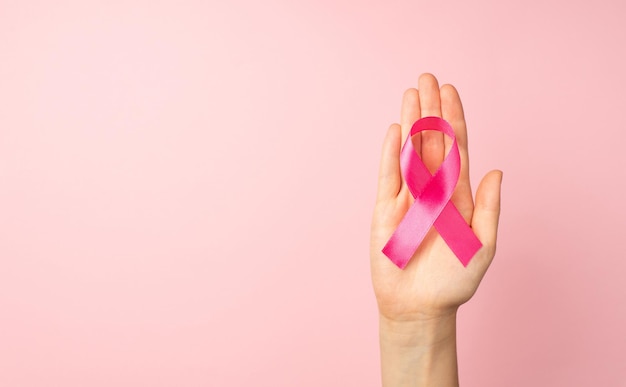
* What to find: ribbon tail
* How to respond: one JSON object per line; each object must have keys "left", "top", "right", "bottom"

{"left": 433, "top": 202, "right": 482, "bottom": 266}
{"left": 382, "top": 199, "right": 438, "bottom": 269}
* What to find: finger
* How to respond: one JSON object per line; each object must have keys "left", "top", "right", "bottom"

{"left": 399, "top": 88, "right": 420, "bottom": 195}
{"left": 471, "top": 170, "right": 503, "bottom": 257}
{"left": 400, "top": 88, "right": 421, "bottom": 157}
{"left": 418, "top": 73, "right": 444, "bottom": 174}
{"left": 441, "top": 83, "right": 473, "bottom": 222}
{"left": 376, "top": 124, "right": 402, "bottom": 202}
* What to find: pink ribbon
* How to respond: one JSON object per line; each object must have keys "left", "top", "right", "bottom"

{"left": 382, "top": 116, "right": 482, "bottom": 269}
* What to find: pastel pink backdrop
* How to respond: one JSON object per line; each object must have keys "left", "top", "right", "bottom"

{"left": 1, "top": 0, "right": 625, "bottom": 386}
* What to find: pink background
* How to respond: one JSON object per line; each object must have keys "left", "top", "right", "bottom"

{"left": 1, "top": 0, "right": 625, "bottom": 386}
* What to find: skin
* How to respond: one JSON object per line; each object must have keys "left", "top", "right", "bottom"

{"left": 370, "top": 73, "right": 503, "bottom": 386}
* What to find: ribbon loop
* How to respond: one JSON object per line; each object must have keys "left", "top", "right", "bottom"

{"left": 382, "top": 116, "right": 482, "bottom": 269}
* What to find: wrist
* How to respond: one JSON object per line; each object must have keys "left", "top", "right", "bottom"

{"left": 379, "top": 309, "right": 457, "bottom": 348}
{"left": 379, "top": 310, "right": 459, "bottom": 387}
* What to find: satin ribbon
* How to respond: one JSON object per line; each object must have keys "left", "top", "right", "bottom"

{"left": 382, "top": 116, "right": 482, "bottom": 269}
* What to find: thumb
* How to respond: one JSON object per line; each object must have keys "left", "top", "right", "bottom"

{"left": 471, "top": 170, "right": 503, "bottom": 256}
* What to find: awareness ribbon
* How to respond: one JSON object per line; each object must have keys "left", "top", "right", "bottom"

{"left": 382, "top": 116, "right": 482, "bottom": 269}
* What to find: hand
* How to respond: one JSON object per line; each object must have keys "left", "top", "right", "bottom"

{"left": 370, "top": 73, "right": 503, "bottom": 323}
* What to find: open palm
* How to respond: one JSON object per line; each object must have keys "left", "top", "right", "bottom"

{"left": 370, "top": 74, "right": 503, "bottom": 322}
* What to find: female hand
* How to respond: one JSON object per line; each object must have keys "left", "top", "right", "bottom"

{"left": 370, "top": 73, "right": 503, "bottom": 323}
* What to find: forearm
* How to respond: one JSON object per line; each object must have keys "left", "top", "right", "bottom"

{"left": 379, "top": 311, "right": 459, "bottom": 387}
